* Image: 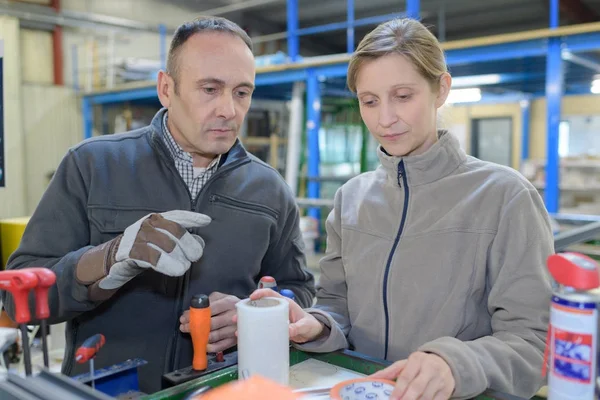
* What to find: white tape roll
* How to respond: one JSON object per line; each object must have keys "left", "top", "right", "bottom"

{"left": 236, "top": 297, "right": 290, "bottom": 385}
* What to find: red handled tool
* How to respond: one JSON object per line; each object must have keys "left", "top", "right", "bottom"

{"left": 23, "top": 268, "right": 56, "bottom": 369}
{"left": 0, "top": 270, "right": 39, "bottom": 376}
{"left": 75, "top": 333, "right": 105, "bottom": 389}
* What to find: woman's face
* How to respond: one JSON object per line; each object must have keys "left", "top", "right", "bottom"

{"left": 355, "top": 53, "right": 451, "bottom": 157}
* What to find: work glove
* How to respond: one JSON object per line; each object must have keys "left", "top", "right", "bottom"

{"left": 76, "top": 210, "right": 211, "bottom": 291}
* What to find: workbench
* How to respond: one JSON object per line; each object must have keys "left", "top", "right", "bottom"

{"left": 143, "top": 348, "right": 544, "bottom": 400}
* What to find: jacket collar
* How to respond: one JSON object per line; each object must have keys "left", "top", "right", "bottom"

{"left": 149, "top": 107, "right": 249, "bottom": 168}
{"left": 377, "top": 130, "right": 466, "bottom": 187}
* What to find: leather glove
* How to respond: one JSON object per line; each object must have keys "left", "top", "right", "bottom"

{"left": 76, "top": 210, "right": 211, "bottom": 291}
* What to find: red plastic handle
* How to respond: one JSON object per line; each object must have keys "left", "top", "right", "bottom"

{"left": 75, "top": 334, "right": 105, "bottom": 363}
{"left": 548, "top": 252, "right": 600, "bottom": 290}
{"left": 0, "top": 270, "right": 39, "bottom": 324}
{"left": 24, "top": 268, "right": 56, "bottom": 320}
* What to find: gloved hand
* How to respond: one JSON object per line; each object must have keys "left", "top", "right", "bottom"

{"left": 76, "top": 210, "right": 211, "bottom": 291}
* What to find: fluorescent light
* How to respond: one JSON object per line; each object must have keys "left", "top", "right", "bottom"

{"left": 447, "top": 88, "right": 482, "bottom": 103}
{"left": 452, "top": 74, "right": 501, "bottom": 88}
{"left": 590, "top": 79, "right": 600, "bottom": 94}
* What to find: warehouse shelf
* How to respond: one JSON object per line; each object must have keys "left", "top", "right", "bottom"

{"left": 79, "top": 0, "right": 600, "bottom": 219}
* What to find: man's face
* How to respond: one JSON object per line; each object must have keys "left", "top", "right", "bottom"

{"left": 158, "top": 32, "right": 255, "bottom": 161}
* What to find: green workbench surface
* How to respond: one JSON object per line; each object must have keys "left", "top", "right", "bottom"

{"left": 143, "top": 348, "right": 542, "bottom": 400}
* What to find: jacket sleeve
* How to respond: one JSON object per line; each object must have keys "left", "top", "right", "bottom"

{"left": 2, "top": 148, "right": 101, "bottom": 325}
{"left": 418, "top": 187, "right": 553, "bottom": 399}
{"left": 293, "top": 188, "right": 351, "bottom": 353}
{"left": 260, "top": 185, "right": 316, "bottom": 308}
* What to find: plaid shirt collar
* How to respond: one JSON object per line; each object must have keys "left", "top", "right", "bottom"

{"left": 161, "top": 112, "right": 221, "bottom": 170}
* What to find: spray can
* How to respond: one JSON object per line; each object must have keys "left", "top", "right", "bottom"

{"left": 546, "top": 252, "right": 600, "bottom": 400}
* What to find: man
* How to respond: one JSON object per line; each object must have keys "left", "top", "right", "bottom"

{"left": 2, "top": 16, "right": 315, "bottom": 394}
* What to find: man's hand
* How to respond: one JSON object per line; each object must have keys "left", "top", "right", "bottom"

{"left": 370, "top": 352, "right": 455, "bottom": 400}
{"left": 239, "top": 288, "right": 325, "bottom": 343}
{"left": 95, "top": 210, "right": 210, "bottom": 290}
{"left": 180, "top": 292, "right": 240, "bottom": 353}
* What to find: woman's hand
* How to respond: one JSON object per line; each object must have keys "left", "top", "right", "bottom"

{"left": 234, "top": 288, "right": 325, "bottom": 343}
{"left": 370, "top": 351, "right": 455, "bottom": 400}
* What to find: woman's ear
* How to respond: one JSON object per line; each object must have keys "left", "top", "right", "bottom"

{"left": 435, "top": 73, "right": 452, "bottom": 108}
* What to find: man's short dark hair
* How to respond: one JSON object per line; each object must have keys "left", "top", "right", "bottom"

{"left": 166, "top": 16, "right": 253, "bottom": 93}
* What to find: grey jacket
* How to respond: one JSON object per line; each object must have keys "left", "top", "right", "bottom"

{"left": 3, "top": 108, "right": 315, "bottom": 394}
{"left": 296, "top": 131, "right": 553, "bottom": 399}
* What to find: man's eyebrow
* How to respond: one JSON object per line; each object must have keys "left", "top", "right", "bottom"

{"left": 196, "top": 78, "right": 255, "bottom": 90}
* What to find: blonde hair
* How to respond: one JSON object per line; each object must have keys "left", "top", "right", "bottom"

{"left": 347, "top": 18, "right": 447, "bottom": 93}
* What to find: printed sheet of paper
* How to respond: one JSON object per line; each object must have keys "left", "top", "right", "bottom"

{"left": 289, "top": 358, "right": 366, "bottom": 391}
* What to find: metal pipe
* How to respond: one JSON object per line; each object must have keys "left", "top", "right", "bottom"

{"left": 286, "top": 0, "right": 299, "bottom": 62}
{"left": 554, "top": 221, "right": 600, "bottom": 251}
{"left": 306, "top": 69, "right": 321, "bottom": 221}
{"left": 285, "top": 81, "right": 305, "bottom": 196}
{"left": 199, "top": 0, "right": 282, "bottom": 16}
{"left": 545, "top": 0, "right": 562, "bottom": 213}
{"left": 407, "top": 0, "right": 420, "bottom": 19}
{"left": 295, "top": 12, "right": 407, "bottom": 37}
{"left": 550, "top": 0, "right": 560, "bottom": 29}
{"left": 106, "top": 32, "right": 115, "bottom": 89}
{"left": 347, "top": 0, "right": 354, "bottom": 54}
{"left": 520, "top": 99, "right": 530, "bottom": 164}
{"left": 71, "top": 43, "right": 79, "bottom": 91}
{"left": 0, "top": 0, "right": 169, "bottom": 33}
{"left": 82, "top": 97, "right": 93, "bottom": 139}
{"left": 438, "top": 1, "right": 446, "bottom": 42}
{"left": 159, "top": 24, "right": 167, "bottom": 70}
{"left": 52, "top": 27, "right": 63, "bottom": 85}
{"left": 51, "top": 0, "right": 63, "bottom": 86}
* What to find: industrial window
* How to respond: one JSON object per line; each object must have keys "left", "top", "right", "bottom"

{"left": 471, "top": 117, "right": 513, "bottom": 168}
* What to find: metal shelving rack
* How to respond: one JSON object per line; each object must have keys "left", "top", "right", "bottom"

{"left": 79, "top": 0, "right": 600, "bottom": 218}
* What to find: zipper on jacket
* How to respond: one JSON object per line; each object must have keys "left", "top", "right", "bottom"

{"left": 168, "top": 157, "right": 250, "bottom": 372}
{"left": 209, "top": 194, "right": 279, "bottom": 221}
{"left": 382, "top": 160, "right": 409, "bottom": 359}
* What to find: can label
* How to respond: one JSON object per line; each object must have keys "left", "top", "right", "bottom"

{"left": 553, "top": 328, "right": 593, "bottom": 383}
{"left": 548, "top": 295, "right": 598, "bottom": 399}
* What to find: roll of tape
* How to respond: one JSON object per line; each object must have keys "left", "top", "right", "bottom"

{"left": 236, "top": 297, "right": 290, "bottom": 385}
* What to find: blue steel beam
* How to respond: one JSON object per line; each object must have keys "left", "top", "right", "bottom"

{"left": 86, "top": 87, "right": 158, "bottom": 105}
{"left": 286, "top": 0, "right": 299, "bottom": 62}
{"left": 406, "top": 0, "right": 420, "bottom": 20}
{"left": 445, "top": 39, "right": 547, "bottom": 65}
{"left": 255, "top": 63, "right": 348, "bottom": 86}
{"left": 545, "top": 0, "right": 562, "bottom": 213}
{"left": 296, "top": 12, "right": 406, "bottom": 37}
{"left": 520, "top": 99, "right": 531, "bottom": 164}
{"left": 306, "top": 69, "right": 321, "bottom": 222}
{"left": 82, "top": 97, "right": 93, "bottom": 139}
{"left": 565, "top": 31, "right": 600, "bottom": 53}
{"left": 347, "top": 0, "right": 354, "bottom": 53}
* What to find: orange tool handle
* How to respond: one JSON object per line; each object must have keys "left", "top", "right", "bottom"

{"left": 190, "top": 294, "right": 211, "bottom": 371}
{"left": 0, "top": 270, "right": 39, "bottom": 324}
{"left": 24, "top": 268, "right": 56, "bottom": 320}
{"left": 75, "top": 333, "right": 105, "bottom": 363}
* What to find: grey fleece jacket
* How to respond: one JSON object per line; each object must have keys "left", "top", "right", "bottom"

{"left": 2, "top": 108, "right": 315, "bottom": 394}
{"left": 295, "top": 131, "right": 553, "bottom": 399}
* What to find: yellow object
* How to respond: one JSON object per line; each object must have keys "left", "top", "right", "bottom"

{"left": 0, "top": 217, "right": 30, "bottom": 269}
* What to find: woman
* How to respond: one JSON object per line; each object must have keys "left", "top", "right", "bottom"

{"left": 252, "top": 18, "right": 553, "bottom": 400}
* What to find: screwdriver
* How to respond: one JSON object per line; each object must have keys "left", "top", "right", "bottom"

{"left": 258, "top": 276, "right": 296, "bottom": 301}
{"left": 75, "top": 333, "right": 105, "bottom": 390}
{"left": 0, "top": 270, "right": 39, "bottom": 376}
{"left": 24, "top": 268, "right": 56, "bottom": 369}
{"left": 189, "top": 294, "right": 211, "bottom": 371}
